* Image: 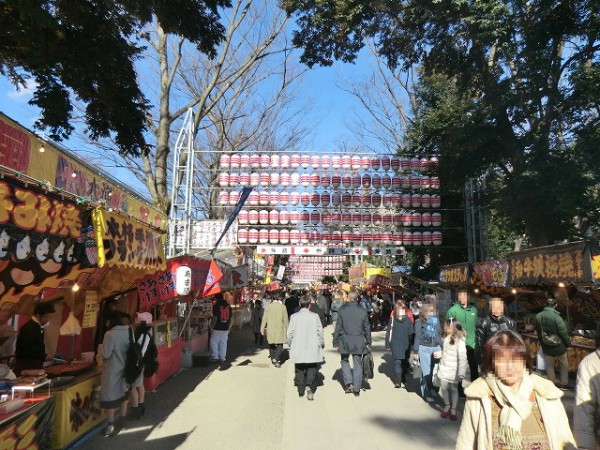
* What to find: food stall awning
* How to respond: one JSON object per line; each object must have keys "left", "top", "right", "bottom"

{"left": 439, "top": 263, "right": 472, "bottom": 286}
{"left": 507, "top": 241, "right": 600, "bottom": 286}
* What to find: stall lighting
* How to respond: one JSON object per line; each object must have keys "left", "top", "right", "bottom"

{"left": 71, "top": 283, "right": 80, "bottom": 292}
{"left": 71, "top": 172, "right": 77, "bottom": 178}
{"left": 558, "top": 282, "right": 566, "bottom": 288}
{"left": 39, "top": 145, "right": 45, "bottom": 153}
{"left": 474, "top": 288, "right": 480, "bottom": 294}
{"left": 511, "top": 288, "right": 517, "bottom": 294}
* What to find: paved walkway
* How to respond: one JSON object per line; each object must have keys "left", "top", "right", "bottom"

{"left": 81, "top": 324, "right": 575, "bottom": 450}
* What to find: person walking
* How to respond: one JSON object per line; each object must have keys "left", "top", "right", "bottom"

{"left": 446, "top": 290, "right": 479, "bottom": 381}
{"left": 333, "top": 292, "right": 372, "bottom": 396}
{"left": 210, "top": 294, "right": 232, "bottom": 363}
{"left": 251, "top": 300, "right": 264, "bottom": 345}
{"left": 574, "top": 322, "right": 600, "bottom": 449}
{"left": 413, "top": 303, "right": 442, "bottom": 402}
{"left": 287, "top": 297, "right": 324, "bottom": 401}
{"left": 437, "top": 319, "right": 468, "bottom": 421}
{"left": 261, "top": 295, "right": 289, "bottom": 367}
{"left": 535, "top": 298, "right": 571, "bottom": 389}
{"left": 309, "top": 296, "right": 327, "bottom": 328}
{"left": 385, "top": 303, "right": 414, "bottom": 388}
{"left": 330, "top": 295, "right": 343, "bottom": 323}
{"left": 129, "top": 312, "right": 153, "bottom": 420}
{"left": 457, "top": 331, "right": 576, "bottom": 450}
{"left": 476, "top": 296, "right": 517, "bottom": 365}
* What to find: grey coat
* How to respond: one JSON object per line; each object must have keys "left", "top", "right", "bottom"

{"left": 330, "top": 301, "right": 343, "bottom": 322}
{"left": 287, "top": 309, "right": 324, "bottom": 364}
{"left": 100, "top": 325, "right": 130, "bottom": 403}
{"left": 385, "top": 316, "right": 414, "bottom": 360}
{"left": 333, "top": 302, "right": 372, "bottom": 354}
{"left": 260, "top": 301, "right": 289, "bottom": 344}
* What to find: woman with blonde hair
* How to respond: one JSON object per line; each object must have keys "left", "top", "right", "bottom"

{"left": 436, "top": 318, "right": 467, "bottom": 421}
{"left": 457, "top": 330, "right": 576, "bottom": 450}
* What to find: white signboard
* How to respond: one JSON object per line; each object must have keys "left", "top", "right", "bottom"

{"left": 170, "top": 220, "right": 238, "bottom": 250}
{"left": 256, "top": 246, "right": 405, "bottom": 256}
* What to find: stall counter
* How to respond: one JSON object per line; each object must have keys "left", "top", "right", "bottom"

{"left": 522, "top": 333, "right": 595, "bottom": 374}
{"left": 0, "top": 396, "right": 55, "bottom": 448}
{"left": 144, "top": 338, "right": 183, "bottom": 391}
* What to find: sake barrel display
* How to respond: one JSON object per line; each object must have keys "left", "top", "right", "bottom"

{"left": 229, "top": 191, "right": 240, "bottom": 206}
{"left": 237, "top": 228, "right": 248, "bottom": 244}
{"left": 269, "top": 229, "right": 279, "bottom": 244}
{"left": 259, "top": 229, "right": 269, "bottom": 243}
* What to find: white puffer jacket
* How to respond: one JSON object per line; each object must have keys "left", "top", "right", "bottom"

{"left": 437, "top": 335, "right": 467, "bottom": 383}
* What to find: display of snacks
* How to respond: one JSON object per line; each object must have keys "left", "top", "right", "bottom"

{"left": 571, "top": 335, "right": 596, "bottom": 348}
{"left": 44, "top": 361, "right": 94, "bottom": 378}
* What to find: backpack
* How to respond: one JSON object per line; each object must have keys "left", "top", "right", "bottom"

{"left": 362, "top": 350, "right": 374, "bottom": 380}
{"left": 143, "top": 334, "right": 159, "bottom": 377}
{"left": 124, "top": 327, "right": 144, "bottom": 384}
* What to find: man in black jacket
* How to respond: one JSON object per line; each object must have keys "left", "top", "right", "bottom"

{"left": 476, "top": 297, "right": 517, "bottom": 365}
{"left": 333, "top": 292, "right": 372, "bottom": 396}
{"left": 14, "top": 302, "right": 55, "bottom": 375}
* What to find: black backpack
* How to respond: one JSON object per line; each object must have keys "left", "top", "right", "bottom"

{"left": 124, "top": 327, "right": 144, "bottom": 384}
{"left": 142, "top": 333, "right": 159, "bottom": 377}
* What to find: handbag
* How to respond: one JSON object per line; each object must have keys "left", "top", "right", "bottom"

{"left": 432, "top": 363, "right": 441, "bottom": 388}
{"left": 538, "top": 320, "right": 561, "bottom": 347}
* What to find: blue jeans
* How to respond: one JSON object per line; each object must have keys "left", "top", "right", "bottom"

{"left": 418, "top": 345, "right": 441, "bottom": 398}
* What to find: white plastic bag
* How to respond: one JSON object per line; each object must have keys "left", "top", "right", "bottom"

{"left": 536, "top": 349, "right": 546, "bottom": 372}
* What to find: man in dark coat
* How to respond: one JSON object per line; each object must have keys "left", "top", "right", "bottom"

{"left": 14, "top": 302, "right": 55, "bottom": 375}
{"left": 385, "top": 305, "right": 414, "bottom": 388}
{"left": 535, "top": 298, "right": 571, "bottom": 389}
{"left": 333, "top": 292, "right": 372, "bottom": 396}
{"left": 285, "top": 291, "right": 300, "bottom": 318}
{"left": 309, "top": 296, "right": 327, "bottom": 328}
{"left": 476, "top": 297, "right": 517, "bottom": 364}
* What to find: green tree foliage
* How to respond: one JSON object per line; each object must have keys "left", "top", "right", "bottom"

{"left": 0, "top": 0, "right": 230, "bottom": 155}
{"left": 284, "top": 0, "right": 600, "bottom": 246}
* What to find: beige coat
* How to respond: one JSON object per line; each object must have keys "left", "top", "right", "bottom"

{"left": 456, "top": 373, "right": 576, "bottom": 450}
{"left": 574, "top": 349, "right": 600, "bottom": 449}
{"left": 260, "top": 301, "right": 289, "bottom": 344}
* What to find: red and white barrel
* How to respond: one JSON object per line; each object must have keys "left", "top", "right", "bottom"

{"left": 392, "top": 194, "right": 401, "bottom": 208}
{"left": 431, "top": 177, "right": 440, "bottom": 190}
{"left": 381, "top": 175, "right": 391, "bottom": 189}
{"left": 248, "top": 192, "right": 259, "bottom": 206}
{"left": 301, "top": 192, "right": 311, "bottom": 206}
{"left": 402, "top": 231, "right": 413, "bottom": 246}
{"left": 331, "top": 192, "right": 342, "bottom": 206}
{"left": 238, "top": 209, "right": 249, "bottom": 224}
{"left": 371, "top": 157, "right": 381, "bottom": 170}
{"left": 259, "top": 209, "right": 269, "bottom": 224}
{"left": 391, "top": 157, "right": 400, "bottom": 171}
{"left": 229, "top": 191, "right": 240, "bottom": 205}
{"left": 342, "top": 212, "right": 352, "bottom": 225}
{"left": 220, "top": 154, "right": 231, "bottom": 169}
{"left": 321, "top": 192, "right": 331, "bottom": 206}
{"left": 290, "top": 172, "right": 300, "bottom": 187}
{"left": 321, "top": 231, "right": 331, "bottom": 243}
{"left": 431, "top": 194, "right": 441, "bottom": 208}
{"left": 250, "top": 172, "right": 260, "bottom": 187}
{"left": 361, "top": 156, "right": 371, "bottom": 170}
{"left": 291, "top": 154, "right": 301, "bottom": 168}
{"left": 393, "top": 213, "right": 403, "bottom": 227}
{"left": 300, "top": 210, "right": 310, "bottom": 224}
{"left": 321, "top": 155, "right": 331, "bottom": 169}
{"left": 237, "top": 229, "right": 248, "bottom": 244}
{"left": 422, "top": 212, "right": 432, "bottom": 227}
{"left": 230, "top": 154, "right": 241, "bottom": 169}
{"left": 228, "top": 172, "right": 239, "bottom": 187}
{"left": 353, "top": 193, "right": 362, "bottom": 207}
{"left": 279, "top": 210, "right": 290, "bottom": 225}
{"left": 248, "top": 228, "right": 259, "bottom": 244}
{"left": 410, "top": 176, "right": 421, "bottom": 190}
{"left": 248, "top": 210, "right": 259, "bottom": 225}
{"left": 299, "top": 173, "right": 310, "bottom": 187}
{"left": 432, "top": 231, "right": 442, "bottom": 246}
{"left": 331, "top": 155, "right": 341, "bottom": 169}
{"left": 290, "top": 229, "right": 300, "bottom": 244}
{"left": 383, "top": 213, "right": 393, "bottom": 226}
{"left": 259, "top": 191, "right": 269, "bottom": 205}
{"left": 411, "top": 194, "right": 422, "bottom": 208}
{"left": 280, "top": 154, "right": 290, "bottom": 169}
{"left": 381, "top": 157, "right": 391, "bottom": 171}
{"left": 342, "top": 192, "right": 352, "bottom": 207}
{"left": 401, "top": 194, "right": 411, "bottom": 208}
{"left": 342, "top": 230, "right": 352, "bottom": 243}
{"left": 218, "top": 172, "right": 230, "bottom": 187}
{"left": 300, "top": 230, "right": 310, "bottom": 244}
{"left": 372, "top": 193, "right": 382, "bottom": 207}
{"left": 382, "top": 232, "right": 393, "bottom": 245}
{"left": 311, "top": 210, "right": 320, "bottom": 225}
{"left": 311, "top": 173, "right": 320, "bottom": 187}
{"left": 322, "top": 211, "right": 331, "bottom": 224}
{"left": 269, "top": 191, "right": 280, "bottom": 206}
{"left": 311, "top": 193, "right": 320, "bottom": 207}
{"left": 410, "top": 157, "right": 420, "bottom": 172}
{"left": 372, "top": 212, "right": 382, "bottom": 224}
{"left": 218, "top": 191, "right": 229, "bottom": 206}
{"left": 353, "top": 231, "right": 362, "bottom": 245}
{"left": 331, "top": 211, "right": 341, "bottom": 224}
{"left": 290, "top": 191, "right": 300, "bottom": 206}
{"left": 422, "top": 231, "right": 432, "bottom": 246}
{"left": 401, "top": 213, "right": 412, "bottom": 227}
{"left": 383, "top": 195, "right": 393, "bottom": 208}
{"left": 351, "top": 155, "right": 361, "bottom": 170}
{"left": 331, "top": 173, "right": 341, "bottom": 188}
{"left": 362, "top": 174, "right": 372, "bottom": 188}
{"left": 259, "top": 172, "right": 269, "bottom": 187}
{"left": 331, "top": 231, "right": 342, "bottom": 242}
{"left": 351, "top": 174, "right": 361, "bottom": 189}
{"left": 392, "top": 176, "right": 402, "bottom": 190}
{"left": 400, "top": 156, "right": 410, "bottom": 171}
{"left": 432, "top": 213, "right": 442, "bottom": 227}
{"left": 412, "top": 232, "right": 423, "bottom": 246}
{"left": 341, "top": 155, "right": 352, "bottom": 169}
{"left": 290, "top": 210, "right": 300, "bottom": 225}
{"left": 250, "top": 154, "right": 260, "bottom": 168}
{"left": 352, "top": 212, "right": 362, "bottom": 226}
{"left": 239, "top": 172, "right": 250, "bottom": 186}
{"left": 361, "top": 193, "right": 371, "bottom": 206}
{"left": 421, "top": 194, "right": 431, "bottom": 208}
{"left": 259, "top": 229, "right": 269, "bottom": 243}
{"left": 269, "top": 210, "right": 279, "bottom": 225}
{"left": 372, "top": 174, "right": 382, "bottom": 189}
{"left": 240, "top": 154, "right": 250, "bottom": 168}
{"left": 279, "top": 229, "right": 290, "bottom": 244}
{"left": 320, "top": 174, "right": 331, "bottom": 187}
{"left": 412, "top": 213, "right": 422, "bottom": 227}
{"left": 259, "top": 154, "right": 270, "bottom": 168}
{"left": 300, "top": 154, "right": 310, "bottom": 168}
{"left": 279, "top": 191, "right": 290, "bottom": 206}
{"left": 362, "top": 211, "right": 372, "bottom": 224}
{"left": 393, "top": 232, "right": 403, "bottom": 245}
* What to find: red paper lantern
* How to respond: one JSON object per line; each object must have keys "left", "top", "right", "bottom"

{"left": 250, "top": 154, "right": 260, "bottom": 168}
{"left": 412, "top": 213, "right": 422, "bottom": 227}
{"left": 240, "top": 153, "right": 250, "bottom": 168}
{"left": 341, "top": 155, "right": 352, "bottom": 169}
{"left": 311, "top": 173, "right": 320, "bottom": 187}
{"left": 300, "top": 154, "right": 310, "bottom": 168}
{"left": 218, "top": 172, "right": 230, "bottom": 187}
{"left": 259, "top": 191, "right": 269, "bottom": 205}
{"left": 381, "top": 175, "right": 391, "bottom": 189}
{"left": 229, "top": 191, "right": 240, "bottom": 206}
{"left": 259, "top": 209, "right": 269, "bottom": 224}
{"left": 301, "top": 192, "right": 311, "bottom": 206}
{"left": 248, "top": 228, "right": 259, "bottom": 244}
{"left": 279, "top": 210, "right": 290, "bottom": 224}
{"left": 218, "top": 191, "right": 229, "bottom": 206}
{"left": 331, "top": 231, "right": 342, "bottom": 242}
{"left": 239, "top": 172, "right": 250, "bottom": 186}
{"left": 410, "top": 157, "right": 420, "bottom": 171}
{"left": 422, "top": 231, "right": 432, "bottom": 246}
{"left": 259, "top": 229, "right": 269, "bottom": 243}
{"left": 372, "top": 193, "right": 382, "bottom": 207}
{"left": 321, "top": 192, "right": 331, "bottom": 206}
{"left": 392, "top": 176, "right": 402, "bottom": 190}
{"left": 300, "top": 230, "right": 310, "bottom": 244}
{"left": 382, "top": 232, "right": 393, "bottom": 245}
{"left": 270, "top": 154, "right": 280, "bottom": 169}
{"left": 393, "top": 213, "right": 403, "bottom": 227}
{"left": 300, "top": 210, "right": 310, "bottom": 223}
{"left": 431, "top": 177, "right": 440, "bottom": 190}
{"left": 238, "top": 209, "right": 248, "bottom": 224}
{"left": 432, "top": 213, "right": 442, "bottom": 227}
{"left": 260, "top": 154, "right": 270, "bottom": 168}
{"left": 431, "top": 194, "right": 441, "bottom": 208}
{"left": 393, "top": 232, "right": 403, "bottom": 245}
{"left": 331, "top": 173, "right": 341, "bottom": 188}
{"left": 220, "top": 154, "right": 230, "bottom": 169}
{"left": 269, "top": 210, "right": 279, "bottom": 225}
{"left": 362, "top": 232, "right": 373, "bottom": 243}
{"left": 321, "top": 155, "right": 331, "bottom": 169}
{"left": 290, "top": 210, "right": 300, "bottom": 225}
{"left": 401, "top": 213, "right": 412, "bottom": 227}
{"left": 381, "top": 157, "right": 391, "bottom": 170}
{"left": 311, "top": 193, "right": 320, "bottom": 207}
{"left": 230, "top": 154, "right": 241, "bottom": 169}
{"left": 411, "top": 194, "right": 421, "bottom": 208}
{"left": 361, "top": 193, "right": 371, "bottom": 206}
{"left": 353, "top": 193, "right": 362, "bottom": 207}
{"left": 279, "top": 191, "right": 290, "bottom": 206}
{"left": 248, "top": 210, "right": 259, "bottom": 224}
{"left": 269, "top": 172, "right": 280, "bottom": 187}
{"left": 290, "top": 229, "right": 300, "bottom": 243}
{"left": 351, "top": 156, "right": 361, "bottom": 170}
{"left": 331, "top": 155, "right": 341, "bottom": 169}
{"left": 342, "top": 174, "right": 352, "bottom": 188}
{"left": 432, "top": 231, "right": 442, "bottom": 246}
{"left": 420, "top": 158, "right": 429, "bottom": 173}
{"left": 280, "top": 154, "right": 290, "bottom": 169}
{"left": 237, "top": 229, "right": 248, "bottom": 244}
{"left": 279, "top": 229, "right": 290, "bottom": 244}
{"left": 352, "top": 212, "right": 362, "bottom": 226}
{"left": 353, "top": 231, "right": 362, "bottom": 244}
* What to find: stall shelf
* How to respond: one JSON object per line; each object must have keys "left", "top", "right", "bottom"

{"left": 522, "top": 333, "right": 595, "bottom": 374}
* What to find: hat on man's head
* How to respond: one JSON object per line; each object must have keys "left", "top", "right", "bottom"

{"left": 546, "top": 298, "right": 558, "bottom": 307}
{"left": 136, "top": 311, "right": 153, "bottom": 324}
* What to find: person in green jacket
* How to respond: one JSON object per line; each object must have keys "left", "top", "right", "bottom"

{"left": 445, "top": 290, "right": 479, "bottom": 381}
{"left": 535, "top": 298, "right": 571, "bottom": 389}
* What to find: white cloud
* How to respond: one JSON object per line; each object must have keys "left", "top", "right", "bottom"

{"left": 7, "top": 79, "right": 38, "bottom": 100}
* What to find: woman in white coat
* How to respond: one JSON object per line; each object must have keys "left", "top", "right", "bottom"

{"left": 287, "top": 296, "right": 324, "bottom": 401}
{"left": 436, "top": 318, "right": 467, "bottom": 421}
{"left": 456, "top": 330, "right": 576, "bottom": 450}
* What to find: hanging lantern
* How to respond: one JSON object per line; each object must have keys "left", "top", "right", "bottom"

{"left": 218, "top": 172, "right": 230, "bottom": 187}
{"left": 331, "top": 173, "right": 341, "bottom": 188}
{"left": 399, "top": 176, "right": 409, "bottom": 190}
{"left": 279, "top": 210, "right": 290, "bottom": 225}
{"left": 277, "top": 172, "right": 289, "bottom": 187}
{"left": 238, "top": 209, "right": 249, "bottom": 224}
{"left": 362, "top": 232, "right": 373, "bottom": 244}
{"left": 412, "top": 232, "right": 423, "bottom": 246}
{"left": 410, "top": 157, "right": 420, "bottom": 172}
{"left": 300, "top": 230, "right": 310, "bottom": 244}
{"left": 331, "top": 231, "right": 342, "bottom": 242}
{"left": 229, "top": 191, "right": 240, "bottom": 206}
{"left": 350, "top": 174, "right": 360, "bottom": 189}
{"left": 259, "top": 191, "right": 269, "bottom": 205}
{"left": 300, "top": 210, "right": 310, "bottom": 223}
{"left": 280, "top": 154, "right": 290, "bottom": 169}
{"left": 410, "top": 176, "right": 421, "bottom": 190}
{"left": 432, "top": 213, "right": 442, "bottom": 227}
{"left": 392, "top": 176, "right": 402, "bottom": 190}
{"left": 269, "top": 210, "right": 279, "bottom": 225}
{"left": 400, "top": 156, "right": 410, "bottom": 171}
{"left": 361, "top": 193, "right": 371, "bottom": 206}
{"left": 422, "top": 231, "right": 432, "bottom": 246}
{"left": 383, "top": 213, "right": 393, "bottom": 226}
{"left": 372, "top": 232, "right": 382, "bottom": 244}
{"left": 419, "top": 157, "right": 429, "bottom": 173}
{"left": 230, "top": 154, "right": 241, "bottom": 169}
{"left": 370, "top": 174, "right": 381, "bottom": 189}
{"left": 239, "top": 172, "right": 250, "bottom": 187}
{"left": 259, "top": 209, "right": 269, "bottom": 224}
{"left": 402, "top": 231, "right": 413, "bottom": 246}
{"left": 382, "top": 232, "right": 393, "bottom": 245}
{"left": 352, "top": 193, "right": 361, "bottom": 207}
{"left": 311, "top": 210, "right": 321, "bottom": 225}
{"left": 352, "top": 231, "right": 362, "bottom": 245}
{"left": 331, "top": 211, "right": 341, "bottom": 224}
{"left": 310, "top": 173, "right": 320, "bottom": 187}
{"left": 249, "top": 172, "right": 260, "bottom": 187}
{"left": 299, "top": 154, "right": 309, "bottom": 168}
{"left": 341, "top": 174, "right": 351, "bottom": 188}
{"left": 248, "top": 210, "right": 259, "bottom": 225}
{"left": 279, "top": 191, "right": 290, "bottom": 206}
{"left": 342, "top": 212, "right": 352, "bottom": 225}
{"left": 421, "top": 194, "right": 431, "bottom": 208}
{"left": 352, "top": 211, "right": 362, "bottom": 226}
{"left": 431, "top": 177, "right": 440, "bottom": 190}
{"left": 300, "top": 173, "right": 310, "bottom": 187}
{"left": 311, "top": 193, "right": 320, "bottom": 207}
{"left": 432, "top": 231, "right": 443, "bottom": 246}
{"left": 422, "top": 212, "right": 432, "bottom": 227}
{"left": 267, "top": 154, "right": 278, "bottom": 169}
{"left": 361, "top": 174, "right": 371, "bottom": 188}
{"left": 430, "top": 157, "right": 439, "bottom": 171}
{"left": 279, "top": 229, "right": 290, "bottom": 244}
{"left": 258, "top": 172, "right": 269, "bottom": 187}
{"left": 321, "top": 155, "right": 331, "bottom": 169}
{"left": 381, "top": 157, "right": 391, "bottom": 171}
{"left": 411, "top": 193, "right": 422, "bottom": 208}
{"left": 393, "top": 213, "right": 403, "bottom": 227}
{"left": 228, "top": 172, "right": 239, "bottom": 188}
{"left": 218, "top": 191, "right": 229, "bottom": 206}
{"left": 250, "top": 154, "right": 260, "bottom": 168}
{"left": 301, "top": 192, "right": 311, "bottom": 206}
{"left": 321, "top": 192, "right": 331, "bottom": 206}
{"left": 412, "top": 212, "right": 422, "bottom": 227}
{"left": 269, "top": 172, "right": 280, "bottom": 187}
{"left": 342, "top": 192, "right": 352, "bottom": 207}
{"left": 259, "top": 154, "right": 270, "bottom": 168}
{"left": 290, "top": 154, "right": 301, "bottom": 168}
{"left": 380, "top": 175, "right": 391, "bottom": 189}
{"left": 392, "top": 194, "right": 401, "bottom": 208}
{"left": 311, "top": 155, "right": 321, "bottom": 169}
{"left": 383, "top": 195, "right": 393, "bottom": 208}
{"left": 401, "top": 194, "right": 411, "bottom": 208}
{"left": 331, "top": 192, "right": 342, "bottom": 206}
{"left": 248, "top": 228, "right": 259, "bottom": 244}
{"left": 290, "top": 191, "right": 300, "bottom": 206}
{"left": 240, "top": 154, "right": 250, "bottom": 168}
{"left": 393, "top": 232, "right": 403, "bottom": 245}
{"left": 391, "top": 157, "right": 400, "bottom": 171}
{"left": 259, "top": 229, "right": 269, "bottom": 243}
{"left": 290, "top": 172, "right": 300, "bottom": 187}
{"left": 320, "top": 174, "right": 331, "bottom": 187}
{"left": 369, "top": 157, "right": 380, "bottom": 171}
{"left": 342, "top": 231, "right": 353, "bottom": 243}
{"left": 341, "top": 155, "right": 352, "bottom": 169}
{"left": 431, "top": 194, "right": 441, "bottom": 208}
{"left": 351, "top": 155, "right": 361, "bottom": 170}
{"left": 322, "top": 211, "right": 331, "bottom": 224}
{"left": 372, "top": 212, "right": 382, "bottom": 224}
{"left": 359, "top": 211, "right": 370, "bottom": 224}
{"left": 220, "top": 154, "right": 231, "bottom": 169}
{"left": 401, "top": 213, "right": 412, "bottom": 227}
{"left": 237, "top": 229, "right": 248, "bottom": 244}
{"left": 321, "top": 231, "right": 331, "bottom": 243}
{"left": 331, "top": 155, "right": 341, "bottom": 169}
{"left": 290, "top": 210, "right": 300, "bottom": 225}
{"left": 372, "top": 193, "right": 382, "bottom": 207}
{"left": 361, "top": 156, "right": 371, "bottom": 170}
{"left": 269, "top": 229, "right": 279, "bottom": 244}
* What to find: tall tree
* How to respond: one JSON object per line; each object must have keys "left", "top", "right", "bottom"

{"left": 0, "top": 0, "right": 230, "bottom": 155}
{"left": 284, "top": 0, "right": 600, "bottom": 246}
